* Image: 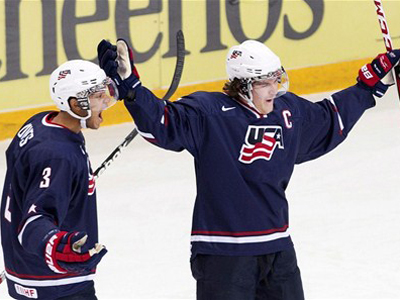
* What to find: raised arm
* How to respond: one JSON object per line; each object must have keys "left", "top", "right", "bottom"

{"left": 296, "top": 50, "right": 400, "bottom": 163}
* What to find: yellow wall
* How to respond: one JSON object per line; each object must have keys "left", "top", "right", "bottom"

{"left": 0, "top": 0, "right": 399, "bottom": 140}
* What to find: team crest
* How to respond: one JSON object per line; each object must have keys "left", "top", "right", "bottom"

{"left": 239, "top": 125, "right": 284, "bottom": 164}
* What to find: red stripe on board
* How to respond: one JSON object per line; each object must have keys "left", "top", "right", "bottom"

{"left": 191, "top": 225, "right": 288, "bottom": 237}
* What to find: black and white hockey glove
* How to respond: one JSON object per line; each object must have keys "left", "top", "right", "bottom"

{"left": 97, "top": 39, "right": 141, "bottom": 100}
{"left": 357, "top": 49, "right": 400, "bottom": 97}
{"left": 44, "top": 231, "right": 107, "bottom": 274}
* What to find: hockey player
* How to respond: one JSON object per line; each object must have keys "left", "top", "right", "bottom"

{"left": 97, "top": 39, "right": 400, "bottom": 299}
{"left": 0, "top": 60, "right": 115, "bottom": 299}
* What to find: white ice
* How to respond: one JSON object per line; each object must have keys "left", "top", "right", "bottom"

{"left": 0, "top": 88, "right": 399, "bottom": 300}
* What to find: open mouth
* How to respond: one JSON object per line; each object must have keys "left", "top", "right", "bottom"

{"left": 98, "top": 111, "right": 103, "bottom": 122}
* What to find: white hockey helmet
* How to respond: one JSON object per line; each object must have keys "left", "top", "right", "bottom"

{"left": 49, "top": 60, "right": 118, "bottom": 122}
{"left": 226, "top": 40, "right": 289, "bottom": 102}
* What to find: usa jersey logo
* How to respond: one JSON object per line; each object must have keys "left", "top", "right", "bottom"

{"left": 239, "top": 125, "right": 284, "bottom": 164}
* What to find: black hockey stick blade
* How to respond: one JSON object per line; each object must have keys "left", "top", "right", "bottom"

{"left": 93, "top": 31, "right": 186, "bottom": 179}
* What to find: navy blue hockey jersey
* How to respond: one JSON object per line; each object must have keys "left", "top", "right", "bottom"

{"left": 124, "top": 85, "right": 375, "bottom": 259}
{"left": 1, "top": 112, "right": 100, "bottom": 299}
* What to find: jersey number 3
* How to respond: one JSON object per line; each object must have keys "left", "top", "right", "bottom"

{"left": 4, "top": 167, "right": 51, "bottom": 222}
{"left": 40, "top": 167, "right": 52, "bottom": 188}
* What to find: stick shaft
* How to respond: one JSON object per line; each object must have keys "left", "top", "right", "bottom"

{"left": 374, "top": 0, "right": 393, "bottom": 51}
{"left": 373, "top": 0, "right": 400, "bottom": 100}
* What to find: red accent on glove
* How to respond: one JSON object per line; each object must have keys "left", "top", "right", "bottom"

{"left": 379, "top": 54, "right": 392, "bottom": 72}
{"left": 358, "top": 52, "right": 396, "bottom": 88}
{"left": 44, "top": 231, "right": 93, "bottom": 274}
{"left": 358, "top": 64, "right": 380, "bottom": 87}
{"left": 44, "top": 231, "right": 69, "bottom": 274}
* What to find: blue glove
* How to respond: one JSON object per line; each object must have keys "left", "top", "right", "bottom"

{"left": 97, "top": 39, "right": 141, "bottom": 100}
{"left": 44, "top": 231, "right": 107, "bottom": 274}
{"left": 357, "top": 49, "right": 400, "bottom": 97}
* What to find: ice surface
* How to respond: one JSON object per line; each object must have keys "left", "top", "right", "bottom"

{"left": 0, "top": 88, "right": 399, "bottom": 299}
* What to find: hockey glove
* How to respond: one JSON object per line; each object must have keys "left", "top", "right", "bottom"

{"left": 357, "top": 49, "right": 400, "bottom": 97}
{"left": 44, "top": 231, "right": 107, "bottom": 274}
{"left": 97, "top": 39, "right": 141, "bottom": 100}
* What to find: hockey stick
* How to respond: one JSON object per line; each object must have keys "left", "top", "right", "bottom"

{"left": 93, "top": 30, "right": 185, "bottom": 179}
{"left": 373, "top": 0, "right": 400, "bottom": 100}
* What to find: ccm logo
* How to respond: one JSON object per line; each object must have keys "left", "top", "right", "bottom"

{"left": 374, "top": 0, "right": 393, "bottom": 50}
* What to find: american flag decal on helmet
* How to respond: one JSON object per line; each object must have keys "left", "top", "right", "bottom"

{"left": 239, "top": 125, "right": 284, "bottom": 164}
{"left": 58, "top": 70, "right": 71, "bottom": 80}
{"left": 230, "top": 50, "right": 242, "bottom": 59}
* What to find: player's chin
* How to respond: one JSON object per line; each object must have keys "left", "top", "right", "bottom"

{"left": 86, "top": 113, "right": 103, "bottom": 130}
{"left": 263, "top": 99, "right": 274, "bottom": 113}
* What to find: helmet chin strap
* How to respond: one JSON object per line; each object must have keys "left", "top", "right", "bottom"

{"left": 66, "top": 109, "right": 91, "bottom": 129}
{"left": 239, "top": 82, "right": 261, "bottom": 112}
{"left": 80, "top": 119, "right": 87, "bottom": 129}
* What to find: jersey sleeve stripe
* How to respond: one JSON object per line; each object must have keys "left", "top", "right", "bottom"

{"left": 327, "top": 96, "right": 345, "bottom": 134}
{"left": 135, "top": 127, "right": 155, "bottom": 139}
{"left": 18, "top": 215, "right": 43, "bottom": 245}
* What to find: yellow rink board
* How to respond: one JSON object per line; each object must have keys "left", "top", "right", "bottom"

{"left": 1, "top": 0, "right": 399, "bottom": 140}
{"left": 0, "top": 57, "right": 371, "bottom": 141}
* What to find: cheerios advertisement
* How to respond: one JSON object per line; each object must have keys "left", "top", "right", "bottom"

{"left": 0, "top": 0, "right": 399, "bottom": 139}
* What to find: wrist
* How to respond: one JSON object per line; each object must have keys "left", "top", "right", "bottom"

{"left": 357, "top": 79, "right": 389, "bottom": 98}
{"left": 114, "top": 74, "right": 141, "bottom": 100}
{"left": 356, "top": 80, "right": 372, "bottom": 91}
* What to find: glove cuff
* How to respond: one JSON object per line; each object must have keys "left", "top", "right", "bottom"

{"left": 44, "top": 231, "right": 68, "bottom": 274}
{"left": 113, "top": 73, "right": 141, "bottom": 100}
{"left": 357, "top": 79, "right": 389, "bottom": 98}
